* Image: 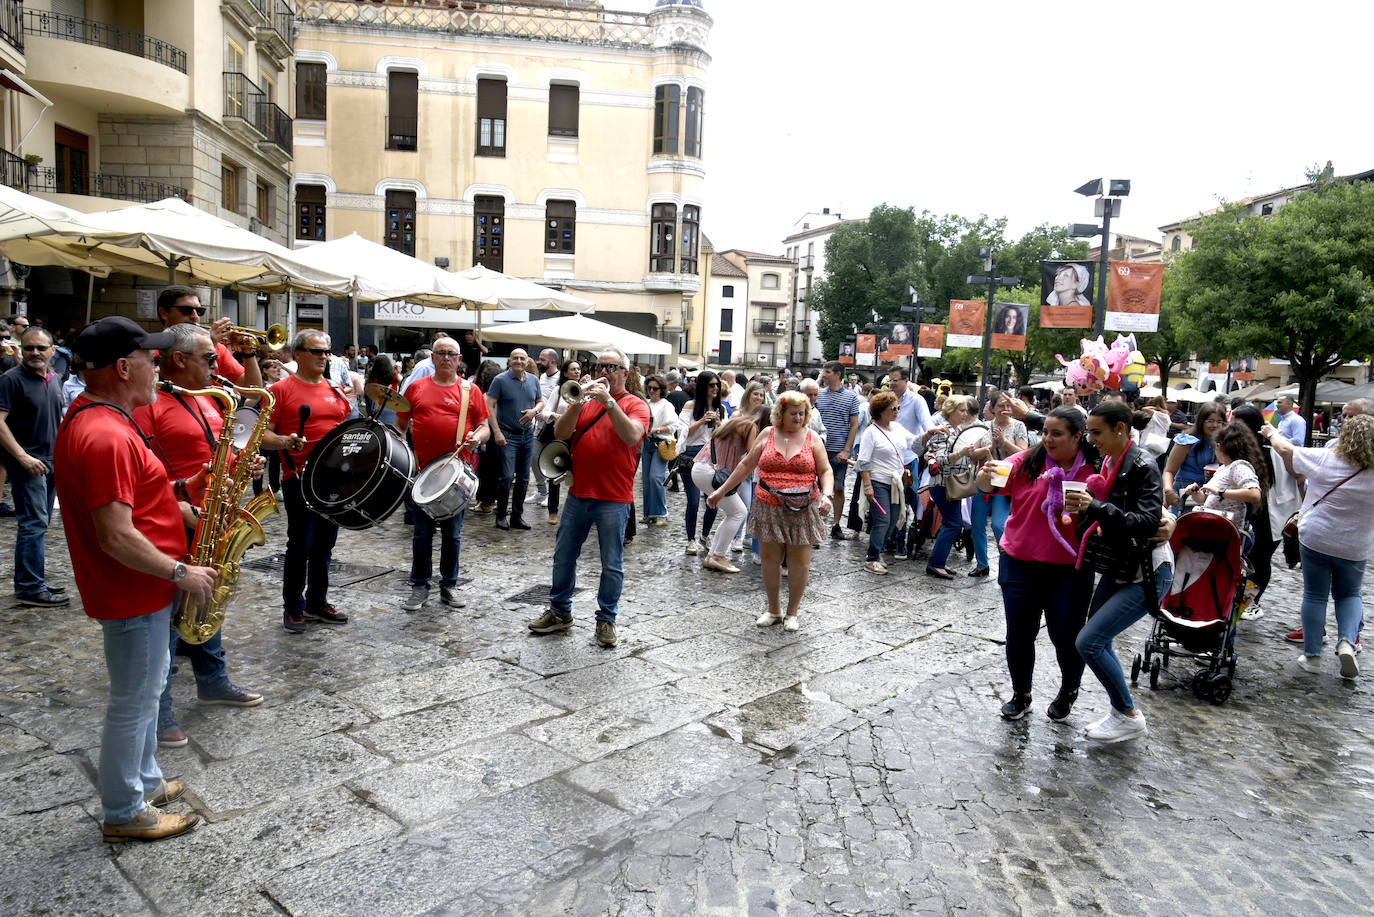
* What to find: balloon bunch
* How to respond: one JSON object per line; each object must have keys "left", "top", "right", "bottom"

{"left": 931, "top": 378, "right": 954, "bottom": 397}
{"left": 1055, "top": 334, "right": 1145, "bottom": 394}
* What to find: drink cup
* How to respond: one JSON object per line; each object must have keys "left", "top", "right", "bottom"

{"left": 990, "top": 460, "right": 1013, "bottom": 488}
{"left": 1062, "top": 480, "right": 1088, "bottom": 511}
{"left": 1204, "top": 463, "right": 1220, "bottom": 480}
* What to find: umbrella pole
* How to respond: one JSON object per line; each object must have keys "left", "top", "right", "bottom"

{"left": 84, "top": 271, "right": 94, "bottom": 325}
{"left": 350, "top": 292, "right": 357, "bottom": 352}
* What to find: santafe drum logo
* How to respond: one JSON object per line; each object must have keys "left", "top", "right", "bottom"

{"left": 341, "top": 431, "right": 371, "bottom": 457}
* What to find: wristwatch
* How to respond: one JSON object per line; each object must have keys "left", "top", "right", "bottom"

{"left": 171, "top": 561, "right": 188, "bottom": 583}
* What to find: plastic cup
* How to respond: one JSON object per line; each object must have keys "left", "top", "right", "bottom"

{"left": 1204, "top": 463, "right": 1220, "bottom": 480}
{"left": 990, "top": 460, "right": 1013, "bottom": 488}
{"left": 1062, "top": 480, "right": 1088, "bottom": 511}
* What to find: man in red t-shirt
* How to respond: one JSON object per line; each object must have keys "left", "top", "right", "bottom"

{"left": 157, "top": 285, "right": 261, "bottom": 389}
{"left": 56, "top": 316, "right": 217, "bottom": 843}
{"left": 527, "top": 348, "right": 649, "bottom": 648}
{"left": 259, "top": 329, "right": 351, "bottom": 633}
{"left": 395, "top": 337, "right": 491, "bottom": 611}
{"left": 131, "top": 323, "right": 264, "bottom": 748}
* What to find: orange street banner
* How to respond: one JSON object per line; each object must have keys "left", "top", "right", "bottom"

{"left": 947, "top": 300, "right": 984, "bottom": 348}
{"left": 918, "top": 323, "right": 944, "bottom": 358}
{"left": 838, "top": 341, "right": 856, "bottom": 366}
{"left": 1105, "top": 261, "right": 1163, "bottom": 332}
{"left": 990, "top": 302, "right": 1028, "bottom": 352}
{"left": 1040, "top": 261, "right": 1094, "bottom": 328}
{"left": 856, "top": 333, "right": 876, "bottom": 368}
{"left": 878, "top": 323, "right": 914, "bottom": 361}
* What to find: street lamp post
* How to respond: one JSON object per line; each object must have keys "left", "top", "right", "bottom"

{"left": 967, "top": 247, "right": 1017, "bottom": 402}
{"left": 1069, "top": 178, "right": 1131, "bottom": 339}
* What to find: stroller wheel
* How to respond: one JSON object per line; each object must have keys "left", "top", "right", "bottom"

{"left": 1208, "top": 674, "right": 1232, "bottom": 705}
{"left": 1191, "top": 671, "right": 1209, "bottom": 699}
{"left": 1131, "top": 654, "right": 1142, "bottom": 686}
{"left": 1149, "top": 658, "right": 1162, "bottom": 690}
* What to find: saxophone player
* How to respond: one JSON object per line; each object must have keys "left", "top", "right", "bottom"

{"left": 55, "top": 317, "right": 217, "bottom": 843}
{"left": 132, "top": 324, "right": 264, "bottom": 750}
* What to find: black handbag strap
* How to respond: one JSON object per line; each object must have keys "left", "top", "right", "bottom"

{"left": 1310, "top": 468, "right": 1362, "bottom": 509}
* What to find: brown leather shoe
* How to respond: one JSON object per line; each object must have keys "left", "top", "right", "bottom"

{"left": 102, "top": 806, "right": 199, "bottom": 843}
{"left": 147, "top": 778, "right": 187, "bottom": 807}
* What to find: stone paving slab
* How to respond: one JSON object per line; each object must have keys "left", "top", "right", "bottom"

{"left": 508, "top": 624, "right": 669, "bottom": 676}
{"left": 519, "top": 655, "right": 679, "bottom": 708}
{"left": 705, "top": 686, "right": 858, "bottom": 752}
{"left": 194, "top": 732, "right": 391, "bottom": 813}
{"left": 0, "top": 752, "right": 94, "bottom": 816}
{"left": 638, "top": 633, "right": 770, "bottom": 674}
{"left": 1, "top": 848, "right": 151, "bottom": 917}
{"left": 190, "top": 689, "right": 372, "bottom": 761}
{"left": 351, "top": 686, "right": 565, "bottom": 762}
{"left": 334, "top": 658, "right": 540, "bottom": 719}
{"left": 522, "top": 684, "right": 725, "bottom": 763}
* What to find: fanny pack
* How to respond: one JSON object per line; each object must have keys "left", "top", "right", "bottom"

{"left": 760, "top": 481, "right": 818, "bottom": 513}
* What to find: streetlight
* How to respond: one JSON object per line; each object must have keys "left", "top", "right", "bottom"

{"left": 1070, "top": 177, "right": 1131, "bottom": 338}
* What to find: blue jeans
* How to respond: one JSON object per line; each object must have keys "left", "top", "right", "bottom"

{"left": 971, "top": 493, "right": 1011, "bottom": 569}
{"left": 496, "top": 431, "right": 533, "bottom": 519}
{"left": 680, "top": 444, "right": 717, "bottom": 541}
{"left": 641, "top": 441, "right": 669, "bottom": 519}
{"left": 8, "top": 461, "right": 55, "bottom": 595}
{"left": 99, "top": 603, "right": 172, "bottom": 824}
{"left": 866, "top": 480, "right": 895, "bottom": 562}
{"left": 1299, "top": 544, "right": 1366, "bottom": 656}
{"left": 927, "top": 484, "right": 967, "bottom": 570}
{"left": 549, "top": 494, "right": 630, "bottom": 622}
{"left": 410, "top": 498, "right": 465, "bottom": 588}
{"left": 158, "top": 626, "right": 230, "bottom": 731}
{"left": 1000, "top": 555, "right": 1094, "bottom": 695}
{"left": 282, "top": 478, "right": 339, "bottom": 613}
{"left": 1077, "top": 563, "right": 1175, "bottom": 713}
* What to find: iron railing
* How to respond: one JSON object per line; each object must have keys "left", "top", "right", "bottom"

{"left": 223, "top": 71, "right": 266, "bottom": 136}
{"left": 386, "top": 115, "right": 418, "bottom": 151}
{"left": 269, "top": 0, "right": 293, "bottom": 48}
{"left": 1, "top": 148, "right": 26, "bottom": 190}
{"left": 23, "top": 8, "right": 186, "bottom": 73}
{"left": 715, "top": 352, "right": 783, "bottom": 369}
{"left": 27, "top": 166, "right": 187, "bottom": 203}
{"left": 262, "top": 100, "right": 293, "bottom": 155}
{"left": 752, "top": 318, "right": 787, "bottom": 336}
{"left": 296, "top": 0, "right": 654, "bottom": 48}
{"left": 1, "top": 0, "right": 23, "bottom": 52}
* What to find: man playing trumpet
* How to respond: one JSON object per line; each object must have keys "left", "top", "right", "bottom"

{"left": 157, "top": 286, "right": 262, "bottom": 390}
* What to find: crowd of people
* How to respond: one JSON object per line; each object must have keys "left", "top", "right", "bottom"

{"left": 2, "top": 296, "right": 1371, "bottom": 842}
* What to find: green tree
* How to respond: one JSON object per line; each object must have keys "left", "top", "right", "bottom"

{"left": 812, "top": 204, "right": 922, "bottom": 357}
{"left": 1133, "top": 270, "right": 1191, "bottom": 393}
{"left": 1173, "top": 176, "right": 1374, "bottom": 437}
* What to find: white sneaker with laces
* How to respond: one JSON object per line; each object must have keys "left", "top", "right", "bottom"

{"left": 1337, "top": 639, "right": 1360, "bottom": 679}
{"left": 1295, "top": 653, "right": 1322, "bottom": 674}
{"left": 685, "top": 541, "right": 698, "bottom": 556}
{"left": 1085, "top": 708, "right": 1147, "bottom": 743}
{"left": 1241, "top": 603, "right": 1264, "bottom": 621}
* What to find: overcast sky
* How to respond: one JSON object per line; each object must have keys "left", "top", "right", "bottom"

{"left": 626, "top": 0, "right": 1374, "bottom": 254}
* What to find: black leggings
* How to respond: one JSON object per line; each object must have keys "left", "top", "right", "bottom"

{"left": 1248, "top": 504, "right": 1278, "bottom": 601}
{"left": 999, "top": 554, "right": 1094, "bottom": 696}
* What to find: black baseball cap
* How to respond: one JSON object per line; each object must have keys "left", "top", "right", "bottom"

{"left": 73, "top": 316, "right": 175, "bottom": 368}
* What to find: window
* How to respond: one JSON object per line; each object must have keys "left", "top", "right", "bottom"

{"left": 548, "top": 83, "right": 578, "bottom": 137}
{"left": 721, "top": 285, "right": 734, "bottom": 298}
{"left": 653, "top": 85, "right": 679, "bottom": 154}
{"left": 221, "top": 160, "right": 240, "bottom": 213}
{"left": 680, "top": 205, "right": 700, "bottom": 275}
{"left": 684, "top": 87, "right": 704, "bottom": 157}
{"left": 474, "top": 195, "right": 504, "bottom": 271}
{"left": 260, "top": 70, "right": 276, "bottom": 104}
{"left": 1171, "top": 236, "right": 1181, "bottom": 251}
{"left": 225, "top": 36, "right": 244, "bottom": 74}
{"left": 650, "top": 203, "right": 676, "bottom": 272}
{"left": 384, "top": 189, "right": 416, "bottom": 256}
{"left": 256, "top": 180, "right": 272, "bottom": 224}
{"left": 477, "top": 78, "right": 507, "bottom": 156}
{"left": 296, "top": 62, "right": 326, "bottom": 119}
{"left": 761, "top": 272, "right": 779, "bottom": 290}
{"left": 296, "top": 184, "right": 326, "bottom": 240}
{"left": 387, "top": 71, "right": 418, "bottom": 151}
{"left": 546, "top": 200, "right": 575, "bottom": 254}
{"left": 224, "top": 38, "right": 246, "bottom": 119}
{"left": 1260, "top": 203, "right": 1274, "bottom": 216}
{"left": 54, "top": 126, "right": 89, "bottom": 196}
{"left": 720, "top": 308, "right": 733, "bottom": 333}
{"left": 717, "top": 340, "right": 732, "bottom": 365}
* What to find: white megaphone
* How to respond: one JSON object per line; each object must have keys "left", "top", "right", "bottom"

{"left": 538, "top": 440, "right": 572, "bottom": 484}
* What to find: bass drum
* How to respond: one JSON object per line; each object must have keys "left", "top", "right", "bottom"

{"left": 302, "top": 418, "right": 415, "bottom": 529}
{"left": 412, "top": 453, "right": 478, "bottom": 521}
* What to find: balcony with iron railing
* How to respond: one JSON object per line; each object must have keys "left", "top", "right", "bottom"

{"left": 257, "top": 0, "right": 293, "bottom": 60}
{"left": 261, "top": 100, "right": 293, "bottom": 158}
{"left": 296, "top": 0, "right": 656, "bottom": 48}
{"left": 223, "top": 72, "right": 292, "bottom": 158}
{"left": 25, "top": 166, "right": 187, "bottom": 203}
{"left": 752, "top": 318, "right": 787, "bottom": 336}
{"left": 23, "top": 7, "right": 185, "bottom": 72}
{"left": 716, "top": 351, "right": 784, "bottom": 368}
{"left": 1, "top": 0, "right": 23, "bottom": 56}
{"left": 1, "top": 148, "right": 27, "bottom": 190}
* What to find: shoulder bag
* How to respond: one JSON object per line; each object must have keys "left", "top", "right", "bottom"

{"left": 709, "top": 432, "right": 739, "bottom": 497}
{"left": 942, "top": 423, "right": 986, "bottom": 500}
{"left": 1284, "top": 467, "right": 1362, "bottom": 537}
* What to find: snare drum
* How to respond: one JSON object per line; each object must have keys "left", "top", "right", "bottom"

{"left": 411, "top": 453, "right": 478, "bottom": 521}
{"left": 301, "top": 418, "right": 415, "bottom": 529}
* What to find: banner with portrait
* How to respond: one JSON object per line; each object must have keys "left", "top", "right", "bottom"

{"left": 877, "top": 322, "right": 914, "bottom": 362}
{"left": 918, "top": 323, "right": 944, "bottom": 358}
{"left": 856, "top": 333, "right": 876, "bottom": 368}
{"left": 1104, "top": 261, "right": 1163, "bottom": 332}
{"left": 838, "top": 339, "right": 855, "bottom": 366}
{"left": 990, "top": 302, "right": 1028, "bottom": 352}
{"left": 1040, "top": 261, "right": 1095, "bottom": 328}
{"left": 946, "top": 299, "right": 985, "bottom": 348}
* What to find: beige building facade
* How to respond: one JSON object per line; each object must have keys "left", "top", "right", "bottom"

{"left": 290, "top": 0, "right": 711, "bottom": 357}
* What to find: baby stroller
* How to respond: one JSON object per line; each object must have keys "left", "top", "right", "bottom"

{"left": 1130, "top": 509, "right": 1248, "bottom": 705}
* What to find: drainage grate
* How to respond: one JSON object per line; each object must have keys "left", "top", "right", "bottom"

{"left": 239, "top": 554, "right": 394, "bottom": 587}
{"left": 507, "top": 584, "right": 582, "bottom": 605}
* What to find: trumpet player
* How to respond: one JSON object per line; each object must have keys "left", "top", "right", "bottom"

{"left": 157, "top": 286, "right": 262, "bottom": 389}
{"left": 132, "top": 324, "right": 264, "bottom": 749}
{"left": 56, "top": 316, "right": 218, "bottom": 843}
{"left": 395, "top": 337, "right": 490, "bottom": 611}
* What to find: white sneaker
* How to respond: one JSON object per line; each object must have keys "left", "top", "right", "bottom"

{"left": 755, "top": 611, "right": 783, "bottom": 627}
{"left": 1295, "top": 653, "right": 1322, "bottom": 674}
{"left": 1085, "top": 709, "right": 1147, "bottom": 743}
{"left": 1337, "top": 640, "right": 1360, "bottom": 679}
{"left": 751, "top": 552, "right": 761, "bottom": 565}
{"left": 1241, "top": 603, "right": 1264, "bottom": 621}
{"left": 864, "top": 560, "right": 888, "bottom": 575}
{"left": 685, "top": 541, "right": 698, "bottom": 556}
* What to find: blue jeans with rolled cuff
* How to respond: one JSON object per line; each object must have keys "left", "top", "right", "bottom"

{"left": 549, "top": 494, "right": 630, "bottom": 622}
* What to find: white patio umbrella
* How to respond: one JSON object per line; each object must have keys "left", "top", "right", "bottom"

{"left": 479, "top": 312, "right": 670, "bottom": 356}
{"left": 450, "top": 264, "right": 594, "bottom": 312}
{"left": 0, "top": 184, "right": 120, "bottom": 275}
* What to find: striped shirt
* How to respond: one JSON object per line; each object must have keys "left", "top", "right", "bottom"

{"left": 815, "top": 385, "right": 860, "bottom": 453}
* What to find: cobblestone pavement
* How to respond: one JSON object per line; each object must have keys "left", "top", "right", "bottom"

{"left": 0, "top": 480, "right": 1369, "bottom": 916}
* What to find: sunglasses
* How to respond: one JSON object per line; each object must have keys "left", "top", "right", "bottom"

{"left": 707, "top": 382, "right": 720, "bottom": 388}
{"left": 22, "top": 344, "right": 49, "bottom": 352}
{"left": 175, "top": 305, "right": 208, "bottom": 317}
{"left": 297, "top": 347, "right": 330, "bottom": 357}
{"left": 595, "top": 363, "right": 623, "bottom": 373}
{"left": 198, "top": 352, "right": 219, "bottom": 364}
{"left": 646, "top": 385, "right": 661, "bottom": 392}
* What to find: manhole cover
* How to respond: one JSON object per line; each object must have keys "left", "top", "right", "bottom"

{"left": 240, "top": 554, "right": 393, "bottom": 587}
{"left": 507, "top": 584, "right": 582, "bottom": 605}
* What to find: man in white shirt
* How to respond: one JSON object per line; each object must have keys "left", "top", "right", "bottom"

{"left": 720, "top": 369, "right": 744, "bottom": 414}
{"left": 529, "top": 348, "right": 562, "bottom": 505}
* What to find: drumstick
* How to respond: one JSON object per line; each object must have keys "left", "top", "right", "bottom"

{"left": 283, "top": 405, "right": 311, "bottom": 472}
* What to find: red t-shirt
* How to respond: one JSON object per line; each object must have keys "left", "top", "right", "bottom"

{"left": 133, "top": 390, "right": 224, "bottom": 482}
{"left": 269, "top": 374, "right": 350, "bottom": 480}
{"left": 215, "top": 342, "right": 245, "bottom": 383}
{"left": 568, "top": 391, "right": 650, "bottom": 504}
{"left": 396, "top": 376, "right": 490, "bottom": 470}
{"left": 54, "top": 396, "right": 185, "bottom": 620}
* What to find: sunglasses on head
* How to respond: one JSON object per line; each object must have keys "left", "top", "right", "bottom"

{"left": 175, "top": 305, "right": 208, "bottom": 317}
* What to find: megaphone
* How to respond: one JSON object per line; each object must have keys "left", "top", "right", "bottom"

{"left": 538, "top": 440, "right": 572, "bottom": 484}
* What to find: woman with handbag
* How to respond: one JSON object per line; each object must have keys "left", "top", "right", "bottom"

{"left": 924, "top": 395, "right": 977, "bottom": 580}
{"left": 641, "top": 374, "right": 681, "bottom": 527}
{"left": 730, "top": 382, "right": 771, "bottom": 557}
{"left": 679, "top": 371, "right": 724, "bottom": 555}
{"left": 1065, "top": 401, "right": 1171, "bottom": 744}
{"left": 692, "top": 406, "right": 763, "bottom": 573}
{"left": 857, "top": 391, "right": 921, "bottom": 575}
{"left": 708, "top": 392, "right": 833, "bottom": 632}
{"left": 966, "top": 390, "right": 1029, "bottom": 577}
{"left": 975, "top": 407, "right": 1098, "bottom": 721}
{"left": 1263, "top": 413, "right": 1374, "bottom": 679}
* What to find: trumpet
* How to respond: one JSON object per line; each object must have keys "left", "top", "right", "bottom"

{"left": 559, "top": 379, "right": 582, "bottom": 404}
{"left": 226, "top": 323, "right": 289, "bottom": 350}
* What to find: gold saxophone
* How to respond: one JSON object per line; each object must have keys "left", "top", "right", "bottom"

{"left": 163, "top": 377, "right": 277, "bottom": 644}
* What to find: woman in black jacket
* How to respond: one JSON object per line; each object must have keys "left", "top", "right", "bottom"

{"left": 1065, "top": 401, "right": 1171, "bottom": 744}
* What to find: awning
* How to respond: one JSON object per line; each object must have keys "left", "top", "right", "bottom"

{"left": 0, "top": 71, "right": 54, "bottom": 107}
